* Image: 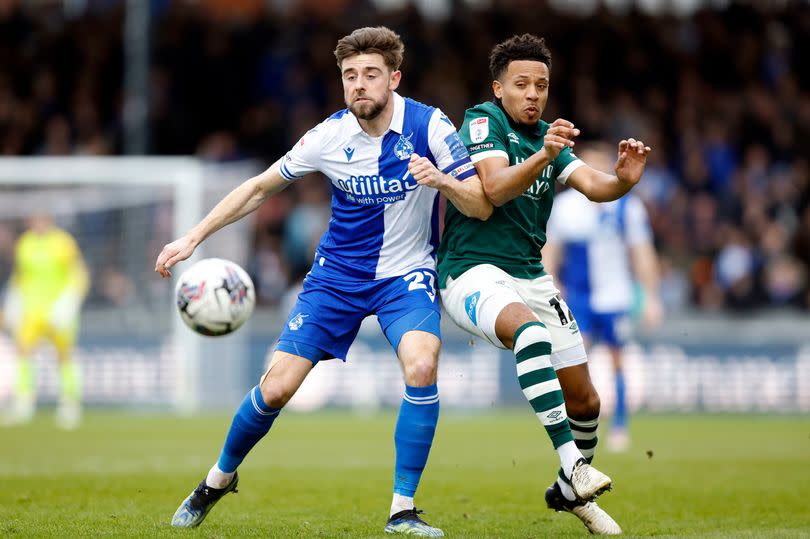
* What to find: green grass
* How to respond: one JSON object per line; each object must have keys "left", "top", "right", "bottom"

{"left": 1, "top": 411, "right": 809, "bottom": 538}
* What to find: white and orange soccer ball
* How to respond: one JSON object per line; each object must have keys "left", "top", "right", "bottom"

{"left": 175, "top": 258, "right": 255, "bottom": 336}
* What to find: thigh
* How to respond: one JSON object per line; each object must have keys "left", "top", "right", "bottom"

{"left": 518, "top": 274, "right": 587, "bottom": 369}
{"left": 375, "top": 268, "right": 442, "bottom": 353}
{"left": 440, "top": 264, "right": 525, "bottom": 349}
{"left": 15, "top": 314, "right": 47, "bottom": 353}
{"left": 276, "top": 273, "right": 369, "bottom": 362}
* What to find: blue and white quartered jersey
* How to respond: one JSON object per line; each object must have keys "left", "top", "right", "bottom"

{"left": 279, "top": 92, "right": 476, "bottom": 280}
{"left": 547, "top": 189, "right": 652, "bottom": 313}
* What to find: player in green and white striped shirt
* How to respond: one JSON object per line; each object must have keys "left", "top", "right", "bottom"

{"left": 438, "top": 34, "right": 652, "bottom": 535}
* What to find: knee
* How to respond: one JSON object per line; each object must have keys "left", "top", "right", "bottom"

{"left": 259, "top": 379, "right": 295, "bottom": 409}
{"left": 402, "top": 357, "right": 438, "bottom": 386}
{"left": 568, "top": 390, "right": 601, "bottom": 420}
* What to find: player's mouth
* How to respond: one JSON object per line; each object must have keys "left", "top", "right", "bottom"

{"left": 524, "top": 106, "right": 538, "bottom": 115}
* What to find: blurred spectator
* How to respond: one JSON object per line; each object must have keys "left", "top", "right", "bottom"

{"left": 0, "top": 0, "right": 808, "bottom": 311}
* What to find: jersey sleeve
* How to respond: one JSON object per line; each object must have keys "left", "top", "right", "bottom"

{"left": 553, "top": 147, "right": 585, "bottom": 184}
{"left": 427, "top": 109, "right": 476, "bottom": 180}
{"left": 624, "top": 196, "right": 653, "bottom": 246}
{"left": 278, "top": 124, "right": 325, "bottom": 182}
{"left": 459, "top": 105, "right": 509, "bottom": 165}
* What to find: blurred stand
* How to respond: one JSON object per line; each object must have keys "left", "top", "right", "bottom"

{"left": 0, "top": 0, "right": 808, "bottom": 411}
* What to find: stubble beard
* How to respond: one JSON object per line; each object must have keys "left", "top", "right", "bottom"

{"left": 350, "top": 92, "right": 388, "bottom": 120}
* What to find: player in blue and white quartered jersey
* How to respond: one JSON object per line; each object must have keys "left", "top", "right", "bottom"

{"left": 545, "top": 145, "right": 663, "bottom": 452}
{"left": 156, "top": 26, "right": 491, "bottom": 537}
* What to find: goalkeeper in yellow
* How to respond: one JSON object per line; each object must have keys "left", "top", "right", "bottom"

{"left": 2, "top": 214, "right": 89, "bottom": 429}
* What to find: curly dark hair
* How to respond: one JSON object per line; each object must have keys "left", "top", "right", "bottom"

{"left": 489, "top": 34, "right": 552, "bottom": 80}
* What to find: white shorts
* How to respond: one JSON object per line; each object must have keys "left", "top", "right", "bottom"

{"left": 441, "top": 264, "right": 587, "bottom": 370}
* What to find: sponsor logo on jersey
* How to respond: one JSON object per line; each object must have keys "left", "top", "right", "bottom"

{"left": 335, "top": 174, "right": 419, "bottom": 205}
{"left": 469, "top": 117, "right": 489, "bottom": 143}
{"left": 569, "top": 320, "right": 579, "bottom": 335}
{"left": 288, "top": 313, "right": 309, "bottom": 331}
{"left": 522, "top": 178, "right": 550, "bottom": 200}
{"left": 507, "top": 132, "right": 520, "bottom": 144}
{"left": 515, "top": 158, "right": 553, "bottom": 200}
{"left": 394, "top": 132, "right": 415, "bottom": 160}
{"left": 465, "top": 291, "right": 481, "bottom": 325}
{"left": 343, "top": 146, "right": 355, "bottom": 161}
{"left": 444, "top": 132, "right": 468, "bottom": 161}
{"left": 468, "top": 142, "right": 494, "bottom": 152}
{"left": 438, "top": 113, "right": 453, "bottom": 126}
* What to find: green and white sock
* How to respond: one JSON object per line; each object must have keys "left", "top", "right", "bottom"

{"left": 570, "top": 416, "right": 599, "bottom": 463}
{"left": 556, "top": 416, "right": 599, "bottom": 501}
{"left": 514, "top": 322, "right": 575, "bottom": 451}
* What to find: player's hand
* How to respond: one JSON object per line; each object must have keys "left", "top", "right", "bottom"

{"left": 408, "top": 154, "right": 447, "bottom": 189}
{"left": 155, "top": 235, "right": 196, "bottom": 278}
{"left": 615, "top": 138, "right": 651, "bottom": 187}
{"left": 641, "top": 295, "right": 664, "bottom": 330}
{"left": 541, "top": 119, "right": 579, "bottom": 161}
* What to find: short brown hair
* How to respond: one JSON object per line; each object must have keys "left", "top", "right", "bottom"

{"left": 489, "top": 34, "right": 552, "bottom": 81}
{"left": 334, "top": 26, "right": 405, "bottom": 71}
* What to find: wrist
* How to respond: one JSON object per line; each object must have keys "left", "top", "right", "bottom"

{"left": 186, "top": 229, "right": 205, "bottom": 247}
{"left": 537, "top": 147, "right": 553, "bottom": 164}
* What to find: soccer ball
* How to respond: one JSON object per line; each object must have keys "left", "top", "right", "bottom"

{"left": 175, "top": 258, "right": 255, "bottom": 336}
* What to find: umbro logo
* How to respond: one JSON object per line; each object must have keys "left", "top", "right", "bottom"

{"left": 343, "top": 147, "right": 355, "bottom": 161}
{"left": 547, "top": 410, "right": 562, "bottom": 420}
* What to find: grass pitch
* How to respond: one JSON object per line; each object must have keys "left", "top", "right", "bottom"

{"left": 1, "top": 411, "right": 808, "bottom": 538}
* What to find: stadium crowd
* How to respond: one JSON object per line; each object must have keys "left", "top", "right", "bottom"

{"left": 0, "top": 0, "right": 808, "bottom": 311}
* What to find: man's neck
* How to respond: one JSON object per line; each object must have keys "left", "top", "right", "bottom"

{"left": 358, "top": 98, "right": 395, "bottom": 138}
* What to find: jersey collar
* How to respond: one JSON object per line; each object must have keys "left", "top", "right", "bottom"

{"left": 346, "top": 92, "right": 405, "bottom": 137}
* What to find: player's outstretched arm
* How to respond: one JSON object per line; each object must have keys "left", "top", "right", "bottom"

{"left": 478, "top": 119, "right": 578, "bottom": 207}
{"left": 407, "top": 154, "right": 493, "bottom": 220}
{"left": 567, "top": 138, "right": 651, "bottom": 202}
{"left": 155, "top": 159, "right": 289, "bottom": 277}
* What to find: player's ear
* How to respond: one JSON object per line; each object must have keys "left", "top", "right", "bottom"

{"left": 389, "top": 69, "right": 401, "bottom": 91}
{"left": 492, "top": 79, "right": 502, "bottom": 99}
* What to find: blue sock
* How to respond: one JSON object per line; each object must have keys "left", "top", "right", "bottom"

{"left": 393, "top": 384, "right": 439, "bottom": 497}
{"left": 613, "top": 370, "right": 627, "bottom": 429}
{"left": 217, "top": 385, "right": 281, "bottom": 473}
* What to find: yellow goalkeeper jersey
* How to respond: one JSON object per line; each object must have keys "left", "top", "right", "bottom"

{"left": 12, "top": 227, "right": 87, "bottom": 311}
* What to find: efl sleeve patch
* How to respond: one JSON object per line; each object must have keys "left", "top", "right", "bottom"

{"left": 469, "top": 117, "right": 489, "bottom": 143}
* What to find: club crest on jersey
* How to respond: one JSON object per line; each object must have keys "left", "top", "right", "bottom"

{"left": 288, "top": 313, "right": 308, "bottom": 331}
{"left": 469, "top": 117, "right": 489, "bottom": 143}
{"left": 394, "top": 132, "right": 414, "bottom": 160}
